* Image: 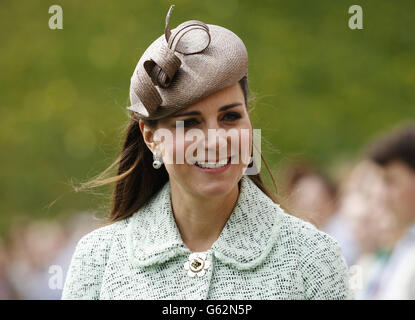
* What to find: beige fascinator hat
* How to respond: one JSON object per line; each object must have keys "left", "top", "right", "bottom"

{"left": 126, "top": 4, "right": 249, "bottom": 120}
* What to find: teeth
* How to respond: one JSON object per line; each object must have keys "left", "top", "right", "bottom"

{"left": 195, "top": 158, "right": 230, "bottom": 169}
{"left": 196, "top": 162, "right": 226, "bottom": 169}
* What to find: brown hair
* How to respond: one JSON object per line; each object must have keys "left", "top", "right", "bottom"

{"left": 368, "top": 123, "right": 415, "bottom": 171}
{"left": 75, "top": 75, "right": 280, "bottom": 224}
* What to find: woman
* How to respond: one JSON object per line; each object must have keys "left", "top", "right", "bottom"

{"left": 61, "top": 5, "right": 352, "bottom": 300}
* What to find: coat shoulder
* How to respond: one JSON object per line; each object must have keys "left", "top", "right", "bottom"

{"left": 78, "top": 219, "right": 126, "bottom": 245}
{"left": 280, "top": 211, "right": 342, "bottom": 250}
{"left": 61, "top": 219, "right": 128, "bottom": 299}
{"left": 275, "top": 210, "right": 354, "bottom": 300}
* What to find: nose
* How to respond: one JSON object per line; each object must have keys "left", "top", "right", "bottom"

{"left": 201, "top": 122, "right": 230, "bottom": 161}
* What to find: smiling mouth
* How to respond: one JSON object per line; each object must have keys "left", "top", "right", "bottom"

{"left": 194, "top": 156, "right": 232, "bottom": 169}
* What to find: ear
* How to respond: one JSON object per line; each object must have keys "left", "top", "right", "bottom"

{"left": 139, "top": 120, "right": 160, "bottom": 155}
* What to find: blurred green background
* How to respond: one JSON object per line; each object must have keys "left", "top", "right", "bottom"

{"left": 1, "top": 0, "right": 414, "bottom": 235}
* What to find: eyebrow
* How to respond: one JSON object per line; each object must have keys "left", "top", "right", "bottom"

{"left": 171, "top": 102, "right": 243, "bottom": 118}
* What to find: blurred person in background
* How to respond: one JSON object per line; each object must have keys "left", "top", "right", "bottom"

{"left": 281, "top": 159, "right": 397, "bottom": 272}
{"left": 6, "top": 219, "right": 68, "bottom": 299}
{"left": 334, "top": 160, "right": 401, "bottom": 299}
{"left": 281, "top": 162, "right": 360, "bottom": 266}
{"left": 0, "top": 238, "right": 18, "bottom": 299}
{"left": 282, "top": 162, "right": 338, "bottom": 230}
{"left": 361, "top": 123, "right": 415, "bottom": 299}
{"left": 331, "top": 160, "right": 399, "bottom": 269}
{"left": 4, "top": 213, "right": 98, "bottom": 299}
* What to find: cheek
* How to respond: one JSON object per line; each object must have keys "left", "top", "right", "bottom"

{"left": 161, "top": 139, "right": 174, "bottom": 165}
{"left": 387, "top": 187, "right": 401, "bottom": 208}
{"left": 388, "top": 182, "right": 412, "bottom": 211}
{"left": 232, "top": 123, "right": 252, "bottom": 165}
{"left": 163, "top": 135, "right": 192, "bottom": 166}
{"left": 402, "top": 181, "right": 415, "bottom": 208}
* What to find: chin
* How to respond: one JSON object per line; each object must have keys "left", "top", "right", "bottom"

{"left": 197, "top": 183, "right": 234, "bottom": 197}
{"left": 190, "top": 176, "right": 237, "bottom": 198}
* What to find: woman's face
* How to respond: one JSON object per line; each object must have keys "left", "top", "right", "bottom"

{"left": 142, "top": 81, "right": 252, "bottom": 198}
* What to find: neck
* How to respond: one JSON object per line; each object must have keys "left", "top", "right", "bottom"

{"left": 170, "top": 181, "right": 240, "bottom": 252}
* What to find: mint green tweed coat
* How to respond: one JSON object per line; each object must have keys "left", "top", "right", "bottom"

{"left": 61, "top": 175, "right": 353, "bottom": 300}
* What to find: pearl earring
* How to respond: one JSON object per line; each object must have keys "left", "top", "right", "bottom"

{"left": 152, "top": 154, "right": 163, "bottom": 169}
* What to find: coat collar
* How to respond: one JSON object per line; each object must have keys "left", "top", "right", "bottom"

{"left": 126, "top": 175, "right": 284, "bottom": 270}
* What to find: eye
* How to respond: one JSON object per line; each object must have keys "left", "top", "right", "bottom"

{"left": 222, "top": 112, "right": 242, "bottom": 122}
{"left": 178, "top": 118, "right": 200, "bottom": 128}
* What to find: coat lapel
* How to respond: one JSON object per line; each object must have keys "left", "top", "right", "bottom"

{"left": 126, "top": 175, "right": 284, "bottom": 270}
